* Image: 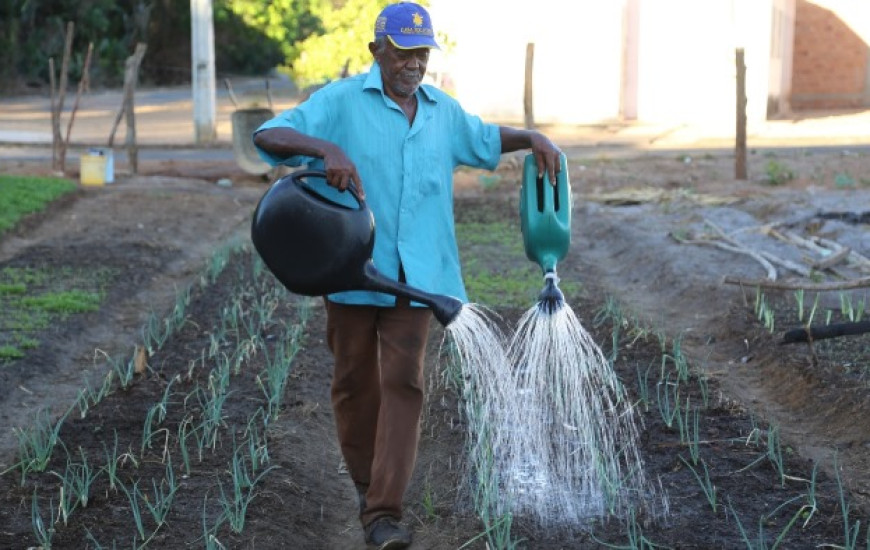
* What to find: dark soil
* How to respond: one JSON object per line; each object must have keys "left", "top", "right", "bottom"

{"left": 0, "top": 148, "right": 869, "bottom": 549}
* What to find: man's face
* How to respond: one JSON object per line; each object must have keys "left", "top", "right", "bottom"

{"left": 373, "top": 40, "right": 429, "bottom": 99}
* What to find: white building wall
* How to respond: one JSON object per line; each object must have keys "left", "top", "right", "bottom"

{"left": 635, "top": 0, "right": 771, "bottom": 129}
{"left": 533, "top": 1, "right": 624, "bottom": 124}
{"left": 430, "top": 0, "right": 774, "bottom": 127}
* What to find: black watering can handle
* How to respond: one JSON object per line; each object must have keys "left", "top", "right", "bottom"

{"left": 290, "top": 169, "right": 365, "bottom": 211}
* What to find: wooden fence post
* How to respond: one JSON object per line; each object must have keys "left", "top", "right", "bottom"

{"left": 735, "top": 48, "right": 747, "bottom": 180}
{"left": 59, "top": 42, "right": 94, "bottom": 173}
{"left": 50, "top": 22, "right": 75, "bottom": 171}
{"left": 107, "top": 43, "right": 148, "bottom": 174}
{"left": 524, "top": 42, "right": 535, "bottom": 130}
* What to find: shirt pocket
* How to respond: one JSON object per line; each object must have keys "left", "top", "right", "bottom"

{"left": 417, "top": 146, "right": 448, "bottom": 197}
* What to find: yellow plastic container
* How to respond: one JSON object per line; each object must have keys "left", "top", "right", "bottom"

{"left": 80, "top": 149, "right": 114, "bottom": 186}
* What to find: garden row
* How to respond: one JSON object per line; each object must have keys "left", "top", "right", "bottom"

{"left": 0, "top": 240, "right": 313, "bottom": 548}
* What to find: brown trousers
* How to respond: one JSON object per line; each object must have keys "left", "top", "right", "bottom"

{"left": 325, "top": 297, "right": 432, "bottom": 526}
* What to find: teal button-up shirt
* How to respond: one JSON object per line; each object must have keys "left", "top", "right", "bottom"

{"left": 254, "top": 63, "right": 502, "bottom": 307}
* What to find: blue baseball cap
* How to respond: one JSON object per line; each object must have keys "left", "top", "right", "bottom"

{"left": 374, "top": 2, "right": 440, "bottom": 50}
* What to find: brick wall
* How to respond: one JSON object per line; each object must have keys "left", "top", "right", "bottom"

{"left": 791, "top": 0, "right": 869, "bottom": 110}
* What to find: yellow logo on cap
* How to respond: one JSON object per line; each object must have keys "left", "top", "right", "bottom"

{"left": 412, "top": 12, "right": 424, "bottom": 27}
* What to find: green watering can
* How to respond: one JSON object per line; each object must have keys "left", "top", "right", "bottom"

{"left": 519, "top": 152, "right": 572, "bottom": 312}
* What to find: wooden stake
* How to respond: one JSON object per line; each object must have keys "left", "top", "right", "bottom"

{"left": 723, "top": 275, "right": 870, "bottom": 291}
{"left": 60, "top": 42, "right": 94, "bottom": 172}
{"left": 735, "top": 48, "right": 747, "bottom": 180}
{"left": 524, "top": 42, "right": 535, "bottom": 130}
{"left": 51, "top": 22, "right": 75, "bottom": 171}
{"left": 672, "top": 233, "right": 778, "bottom": 280}
{"left": 108, "top": 43, "right": 147, "bottom": 173}
{"left": 49, "top": 57, "right": 58, "bottom": 167}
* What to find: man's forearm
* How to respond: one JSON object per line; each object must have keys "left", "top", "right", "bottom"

{"left": 499, "top": 126, "right": 536, "bottom": 153}
{"left": 253, "top": 127, "right": 337, "bottom": 160}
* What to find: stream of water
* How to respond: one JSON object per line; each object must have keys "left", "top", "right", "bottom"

{"left": 446, "top": 301, "right": 665, "bottom": 530}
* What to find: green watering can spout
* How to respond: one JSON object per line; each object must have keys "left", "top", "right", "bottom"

{"left": 537, "top": 271, "right": 565, "bottom": 314}
{"left": 519, "top": 153, "right": 572, "bottom": 274}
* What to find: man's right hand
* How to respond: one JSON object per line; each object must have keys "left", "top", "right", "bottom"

{"left": 253, "top": 127, "right": 365, "bottom": 199}
{"left": 323, "top": 144, "right": 365, "bottom": 199}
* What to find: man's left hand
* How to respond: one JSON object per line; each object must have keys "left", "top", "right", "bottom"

{"left": 530, "top": 132, "right": 562, "bottom": 186}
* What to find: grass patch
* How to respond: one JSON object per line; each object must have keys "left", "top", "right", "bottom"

{"left": 457, "top": 220, "right": 579, "bottom": 307}
{"left": 20, "top": 290, "right": 103, "bottom": 313}
{"left": 0, "top": 175, "right": 77, "bottom": 236}
{"left": 0, "top": 266, "right": 116, "bottom": 363}
{"left": 0, "top": 283, "right": 27, "bottom": 295}
{"left": 763, "top": 160, "right": 796, "bottom": 186}
{"left": 0, "top": 345, "right": 25, "bottom": 360}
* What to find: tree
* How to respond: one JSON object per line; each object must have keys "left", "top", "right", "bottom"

{"left": 289, "top": 0, "right": 392, "bottom": 88}
{"left": 0, "top": 0, "right": 147, "bottom": 90}
{"left": 0, "top": 0, "right": 427, "bottom": 91}
{"left": 217, "top": 0, "right": 323, "bottom": 75}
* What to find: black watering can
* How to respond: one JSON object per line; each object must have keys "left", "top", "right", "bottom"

{"left": 250, "top": 170, "right": 464, "bottom": 326}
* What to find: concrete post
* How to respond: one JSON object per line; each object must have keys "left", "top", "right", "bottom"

{"left": 191, "top": 0, "right": 217, "bottom": 144}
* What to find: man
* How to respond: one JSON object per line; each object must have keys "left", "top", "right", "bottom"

{"left": 253, "top": 2, "right": 561, "bottom": 547}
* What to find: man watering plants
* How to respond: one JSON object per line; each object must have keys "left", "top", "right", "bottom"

{"left": 253, "top": 2, "right": 561, "bottom": 547}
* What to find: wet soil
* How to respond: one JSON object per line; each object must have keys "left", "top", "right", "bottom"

{"left": 0, "top": 148, "right": 869, "bottom": 548}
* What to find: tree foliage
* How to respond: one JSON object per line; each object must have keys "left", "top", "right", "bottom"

{"left": 288, "top": 0, "right": 392, "bottom": 88}
{"left": 0, "top": 0, "right": 151, "bottom": 88}
{"left": 215, "top": 0, "right": 322, "bottom": 80}
{"left": 0, "top": 0, "right": 428, "bottom": 92}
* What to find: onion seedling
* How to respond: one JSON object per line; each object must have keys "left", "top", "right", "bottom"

{"left": 655, "top": 375, "right": 680, "bottom": 430}
{"left": 142, "top": 458, "right": 178, "bottom": 528}
{"left": 121, "top": 481, "right": 147, "bottom": 542}
{"left": 31, "top": 490, "right": 56, "bottom": 549}
{"left": 834, "top": 455, "right": 861, "bottom": 549}
{"left": 217, "top": 437, "right": 276, "bottom": 533}
{"left": 13, "top": 407, "right": 69, "bottom": 484}
{"left": 680, "top": 456, "right": 717, "bottom": 513}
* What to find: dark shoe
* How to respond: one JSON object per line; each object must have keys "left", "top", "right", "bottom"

{"left": 364, "top": 516, "right": 411, "bottom": 549}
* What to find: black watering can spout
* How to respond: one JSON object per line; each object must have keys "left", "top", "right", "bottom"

{"left": 360, "top": 263, "right": 463, "bottom": 326}
{"left": 250, "top": 170, "right": 464, "bottom": 327}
